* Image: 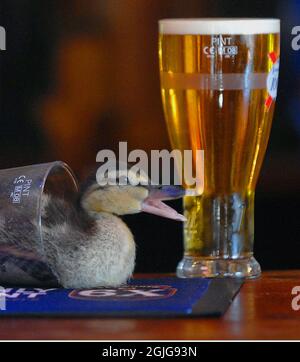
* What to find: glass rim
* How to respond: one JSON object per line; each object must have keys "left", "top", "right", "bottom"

{"left": 37, "top": 161, "right": 79, "bottom": 248}
{"left": 159, "top": 18, "right": 280, "bottom": 35}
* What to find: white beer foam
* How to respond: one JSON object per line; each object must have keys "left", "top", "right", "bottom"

{"left": 159, "top": 18, "right": 280, "bottom": 35}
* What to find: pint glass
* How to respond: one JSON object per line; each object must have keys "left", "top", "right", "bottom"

{"left": 0, "top": 161, "right": 78, "bottom": 285}
{"left": 159, "top": 19, "right": 280, "bottom": 278}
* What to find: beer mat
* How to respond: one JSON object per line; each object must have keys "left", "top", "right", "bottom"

{"left": 0, "top": 277, "right": 243, "bottom": 317}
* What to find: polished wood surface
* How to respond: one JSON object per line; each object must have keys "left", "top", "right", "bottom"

{"left": 0, "top": 271, "right": 300, "bottom": 340}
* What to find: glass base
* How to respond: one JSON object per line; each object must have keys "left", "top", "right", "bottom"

{"left": 176, "top": 256, "right": 261, "bottom": 279}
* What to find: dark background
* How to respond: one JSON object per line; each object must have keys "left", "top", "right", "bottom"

{"left": 0, "top": 0, "right": 299, "bottom": 273}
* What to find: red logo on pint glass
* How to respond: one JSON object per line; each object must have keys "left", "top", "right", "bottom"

{"left": 265, "top": 51, "right": 279, "bottom": 109}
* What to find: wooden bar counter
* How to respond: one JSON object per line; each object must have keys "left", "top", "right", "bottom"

{"left": 0, "top": 271, "right": 299, "bottom": 340}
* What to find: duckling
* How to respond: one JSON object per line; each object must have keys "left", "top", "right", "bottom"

{"left": 6, "top": 168, "right": 185, "bottom": 289}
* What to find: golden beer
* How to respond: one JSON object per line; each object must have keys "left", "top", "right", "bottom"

{"left": 159, "top": 19, "right": 280, "bottom": 278}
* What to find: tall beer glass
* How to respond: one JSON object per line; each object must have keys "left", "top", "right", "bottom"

{"left": 159, "top": 19, "right": 280, "bottom": 278}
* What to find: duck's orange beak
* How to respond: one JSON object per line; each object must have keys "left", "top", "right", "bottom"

{"left": 141, "top": 186, "right": 186, "bottom": 222}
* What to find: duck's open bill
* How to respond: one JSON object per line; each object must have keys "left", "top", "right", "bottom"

{"left": 141, "top": 185, "right": 186, "bottom": 221}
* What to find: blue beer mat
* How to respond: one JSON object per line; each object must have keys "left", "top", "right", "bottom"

{"left": 0, "top": 277, "right": 243, "bottom": 317}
